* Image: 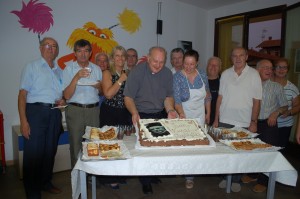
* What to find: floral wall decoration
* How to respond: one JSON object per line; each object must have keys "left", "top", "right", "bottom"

{"left": 11, "top": 0, "right": 54, "bottom": 43}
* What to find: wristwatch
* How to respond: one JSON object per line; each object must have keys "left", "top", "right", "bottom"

{"left": 167, "top": 109, "right": 176, "bottom": 114}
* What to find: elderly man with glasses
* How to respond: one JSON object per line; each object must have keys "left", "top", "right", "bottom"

{"left": 18, "top": 37, "right": 64, "bottom": 198}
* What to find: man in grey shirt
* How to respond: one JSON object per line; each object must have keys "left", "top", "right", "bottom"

{"left": 124, "top": 46, "right": 177, "bottom": 194}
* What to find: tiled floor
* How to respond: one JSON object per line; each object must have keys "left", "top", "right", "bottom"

{"left": 1, "top": 145, "right": 299, "bottom": 199}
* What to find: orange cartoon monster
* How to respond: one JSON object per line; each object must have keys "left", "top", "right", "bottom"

{"left": 58, "top": 8, "right": 141, "bottom": 69}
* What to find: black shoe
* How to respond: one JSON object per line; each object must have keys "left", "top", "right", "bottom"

{"left": 151, "top": 177, "right": 162, "bottom": 184}
{"left": 142, "top": 184, "right": 153, "bottom": 195}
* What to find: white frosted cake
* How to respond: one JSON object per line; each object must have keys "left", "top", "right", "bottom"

{"left": 138, "top": 119, "right": 209, "bottom": 147}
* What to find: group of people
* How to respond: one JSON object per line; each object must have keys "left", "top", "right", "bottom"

{"left": 18, "top": 35, "right": 300, "bottom": 199}
{"left": 212, "top": 47, "right": 300, "bottom": 193}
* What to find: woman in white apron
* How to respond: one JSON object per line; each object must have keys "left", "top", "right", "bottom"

{"left": 173, "top": 49, "right": 211, "bottom": 189}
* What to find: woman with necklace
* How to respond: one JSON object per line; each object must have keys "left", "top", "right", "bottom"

{"left": 99, "top": 46, "right": 131, "bottom": 188}
{"left": 173, "top": 49, "right": 211, "bottom": 189}
{"left": 100, "top": 45, "right": 131, "bottom": 127}
{"left": 206, "top": 56, "right": 222, "bottom": 126}
{"left": 272, "top": 57, "right": 300, "bottom": 149}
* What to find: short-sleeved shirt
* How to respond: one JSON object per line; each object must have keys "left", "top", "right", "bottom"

{"left": 20, "top": 58, "right": 63, "bottom": 103}
{"left": 173, "top": 69, "right": 209, "bottom": 105}
{"left": 277, "top": 81, "right": 300, "bottom": 127}
{"left": 219, "top": 65, "right": 262, "bottom": 127}
{"left": 63, "top": 61, "right": 102, "bottom": 104}
{"left": 259, "top": 79, "right": 288, "bottom": 119}
{"left": 123, "top": 62, "right": 173, "bottom": 113}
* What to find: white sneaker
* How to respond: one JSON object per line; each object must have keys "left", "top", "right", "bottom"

{"left": 218, "top": 180, "right": 226, "bottom": 189}
{"left": 231, "top": 182, "right": 241, "bottom": 192}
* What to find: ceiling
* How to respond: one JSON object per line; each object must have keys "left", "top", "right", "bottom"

{"left": 177, "top": 0, "right": 248, "bottom": 10}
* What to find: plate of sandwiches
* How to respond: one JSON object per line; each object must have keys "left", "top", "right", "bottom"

{"left": 219, "top": 138, "right": 282, "bottom": 152}
{"left": 83, "top": 126, "right": 118, "bottom": 141}
{"left": 81, "top": 140, "right": 131, "bottom": 160}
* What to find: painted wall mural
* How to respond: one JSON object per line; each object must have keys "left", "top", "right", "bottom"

{"left": 11, "top": 0, "right": 142, "bottom": 69}
{"left": 58, "top": 8, "right": 141, "bottom": 69}
{"left": 11, "top": 0, "right": 54, "bottom": 42}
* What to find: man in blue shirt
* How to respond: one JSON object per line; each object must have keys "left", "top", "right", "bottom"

{"left": 18, "top": 37, "right": 64, "bottom": 199}
{"left": 63, "top": 39, "right": 102, "bottom": 167}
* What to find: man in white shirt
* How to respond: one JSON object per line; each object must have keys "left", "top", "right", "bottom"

{"left": 213, "top": 47, "right": 262, "bottom": 192}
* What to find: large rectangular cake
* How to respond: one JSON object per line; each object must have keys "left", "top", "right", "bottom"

{"left": 138, "top": 119, "right": 209, "bottom": 147}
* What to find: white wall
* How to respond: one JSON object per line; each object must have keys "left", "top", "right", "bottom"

{"left": 0, "top": 0, "right": 206, "bottom": 162}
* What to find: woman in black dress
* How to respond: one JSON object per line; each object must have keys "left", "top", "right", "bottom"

{"left": 99, "top": 46, "right": 131, "bottom": 188}
{"left": 100, "top": 46, "right": 132, "bottom": 129}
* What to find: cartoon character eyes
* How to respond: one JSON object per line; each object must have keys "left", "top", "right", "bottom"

{"left": 100, "top": 34, "right": 107, "bottom": 39}
{"left": 88, "top": 29, "right": 96, "bottom": 35}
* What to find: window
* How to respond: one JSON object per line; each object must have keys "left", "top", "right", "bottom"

{"left": 214, "top": 5, "right": 285, "bottom": 69}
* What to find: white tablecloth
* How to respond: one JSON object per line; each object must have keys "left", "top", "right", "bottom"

{"left": 71, "top": 135, "right": 298, "bottom": 199}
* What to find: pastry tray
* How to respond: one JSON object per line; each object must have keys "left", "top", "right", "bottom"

{"left": 219, "top": 138, "right": 282, "bottom": 152}
{"left": 82, "top": 126, "right": 118, "bottom": 141}
{"left": 81, "top": 140, "right": 131, "bottom": 161}
{"left": 221, "top": 127, "right": 258, "bottom": 139}
{"left": 209, "top": 126, "right": 258, "bottom": 141}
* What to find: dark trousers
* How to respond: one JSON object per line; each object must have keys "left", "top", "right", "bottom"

{"left": 139, "top": 110, "right": 166, "bottom": 185}
{"left": 256, "top": 119, "right": 279, "bottom": 186}
{"left": 278, "top": 126, "right": 292, "bottom": 148}
{"left": 257, "top": 119, "right": 279, "bottom": 146}
{"left": 23, "top": 104, "right": 62, "bottom": 199}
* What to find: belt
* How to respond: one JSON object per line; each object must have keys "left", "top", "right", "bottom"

{"left": 139, "top": 110, "right": 165, "bottom": 116}
{"left": 69, "top": 102, "right": 99, "bottom": 108}
{"left": 29, "top": 102, "right": 55, "bottom": 108}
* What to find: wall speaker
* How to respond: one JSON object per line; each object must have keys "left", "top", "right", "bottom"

{"left": 157, "top": 20, "right": 163, "bottom": 35}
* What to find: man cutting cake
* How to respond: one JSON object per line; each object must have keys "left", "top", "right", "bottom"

{"left": 124, "top": 46, "right": 177, "bottom": 194}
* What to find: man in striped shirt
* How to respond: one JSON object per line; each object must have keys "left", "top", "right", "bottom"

{"left": 242, "top": 59, "right": 288, "bottom": 193}
{"left": 256, "top": 59, "right": 288, "bottom": 145}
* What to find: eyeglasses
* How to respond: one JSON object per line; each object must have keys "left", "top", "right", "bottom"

{"left": 260, "top": 66, "right": 273, "bottom": 70}
{"left": 275, "top": 65, "right": 288, "bottom": 70}
{"left": 43, "top": 44, "right": 57, "bottom": 49}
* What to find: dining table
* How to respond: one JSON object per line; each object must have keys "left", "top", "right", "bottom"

{"left": 71, "top": 134, "right": 297, "bottom": 199}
